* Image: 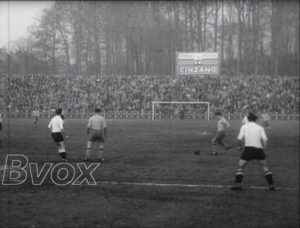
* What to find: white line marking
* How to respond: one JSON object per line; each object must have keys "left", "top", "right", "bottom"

{"left": 92, "top": 181, "right": 297, "bottom": 191}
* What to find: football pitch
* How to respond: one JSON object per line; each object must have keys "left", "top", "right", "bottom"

{"left": 0, "top": 118, "right": 299, "bottom": 227}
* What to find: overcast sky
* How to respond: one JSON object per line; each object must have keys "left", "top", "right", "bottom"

{"left": 0, "top": 1, "right": 54, "bottom": 49}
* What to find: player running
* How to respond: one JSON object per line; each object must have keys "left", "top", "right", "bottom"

{"left": 211, "top": 112, "right": 231, "bottom": 155}
{"left": 84, "top": 108, "right": 107, "bottom": 162}
{"left": 48, "top": 108, "right": 68, "bottom": 162}
{"left": 230, "top": 112, "right": 275, "bottom": 191}
{"left": 260, "top": 109, "right": 271, "bottom": 132}
{"left": 32, "top": 107, "right": 40, "bottom": 128}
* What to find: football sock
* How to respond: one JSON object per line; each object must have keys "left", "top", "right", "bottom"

{"left": 86, "top": 142, "right": 92, "bottom": 159}
{"left": 60, "top": 152, "right": 66, "bottom": 159}
{"left": 265, "top": 173, "right": 274, "bottom": 185}
{"left": 58, "top": 143, "right": 66, "bottom": 160}
{"left": 58, "top": 143, "right": 66, "bottom": 153}
{"left": 235, "top": 174, "right": 243, "bottom": 184}
{"left": 86, "top": 149, "right": 91, "bottom": 159}
{"left": 98, "top": 149, "right": 104, "bottom": 159}
{"left": 98, "top": 145, "right": 104, "bottom": 159}
{"left": 235, "top": 168, "right": 244, "bottom": 183}
{"left": 263, "top": 167, "right": 274, "bottom": 185}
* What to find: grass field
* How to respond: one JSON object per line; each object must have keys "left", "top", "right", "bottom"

{"left": 0, "top": 118, "right": 299, "bottom": 227}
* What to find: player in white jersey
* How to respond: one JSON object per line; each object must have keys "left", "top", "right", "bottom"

{"left": 84, "top": 108, "right": 107, "bottom": 162}
{"left": 260, "top": 109, "right": 271, "bottom": 131}
{"left": 48, "top": 108, "right": 67, "bottom": 161}
{"left": 32, "top": 108, "right": 40, "bottom": 128}
{"left": 211, "top": 112, "right": 231, "bottom": 155}
{"left": 230, "top": 112, "right": 275, "bottom": 191}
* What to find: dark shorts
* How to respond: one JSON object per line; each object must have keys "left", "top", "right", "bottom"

{"left": 241, "top": 147, "right": 266, "bottom": 161}
{"left": 89, "top": 129, "right": 105, "bottom": 143}
{"left": 51, "top": 132, "right": 64, "bottom": 143}
{"left": 212, "top": 131, "right": 225, "bottom": 144}
{"left": 0, "top": 122, "right": 2, "bottom": 130}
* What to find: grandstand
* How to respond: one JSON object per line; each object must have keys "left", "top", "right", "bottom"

{"left": 1, "top": 74, "right": 299, "bottom": 118}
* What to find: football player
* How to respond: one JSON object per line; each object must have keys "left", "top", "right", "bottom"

{"left": 48, "top": 108, "right": 68, "bottom": 161}
{"left": 32, "top": 107, "right": 40, "bottom": 128}
{"left": 211, "top": 112, "right": 231, "bottom": 155}
{"left": 230, "top": 112, "right": 275, "bottom": 191}
{"left": 84, "top": 108, "right": 107, "bottom": 162}
{"left": 260, "top": 109, "right": 271, "bottom": 131}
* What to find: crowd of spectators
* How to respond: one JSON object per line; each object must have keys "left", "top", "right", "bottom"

{"left": 1, "top": 74, "right": 299, "bottom": 114}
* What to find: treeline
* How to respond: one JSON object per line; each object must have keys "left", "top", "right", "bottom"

{"left": 0, "top": 0, "right": 299, "bottom": 76}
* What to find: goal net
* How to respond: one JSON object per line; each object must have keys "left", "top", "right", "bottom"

{"left": 151, "top": 101, "right": 210, "bottom": 120}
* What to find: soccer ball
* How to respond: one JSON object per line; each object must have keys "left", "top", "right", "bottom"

{"left": 194, "top": 150, "right": 201, "bottom": 155}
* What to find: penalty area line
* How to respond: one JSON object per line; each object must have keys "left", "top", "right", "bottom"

{"left": 92, "top": 181, "right": 296, "bottom": 191}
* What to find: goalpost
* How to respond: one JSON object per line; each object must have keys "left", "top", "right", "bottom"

{"left": 151, "top": 101, "right": 210, "bottom": 121}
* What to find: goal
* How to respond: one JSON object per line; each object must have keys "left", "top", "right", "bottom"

{"left": 151, "top": 101, "right": 210, "bottom": 120}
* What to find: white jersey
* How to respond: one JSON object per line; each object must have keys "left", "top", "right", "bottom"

{"left": 237, "top": 122, "right": 268, "bottom": 148}
{"left": 48, "top": 115, "right": 64, "bottom": 133}
{"left": 217, "top": 117, "right": 230, "bottom": 132}
{"left": 87, "top": 114, "right": 106, "bottom": 130}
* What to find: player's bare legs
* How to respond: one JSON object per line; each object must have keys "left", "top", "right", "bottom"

{"left": 231, "top": 159, "right": 275, "bottom": 190}
{"left": 211, "top": 137, "right": 219, "bottom": 155}
{"left": 98, "top": 143, "right": 104, "bottom": 162}
{"left": 218, "top": 140, "right": 231, "bottom": 151}
{"left": 84, "top": 141, "right": 92, "bottom": 161}
{"left": 211, "top": 132, "right": 231, "bottom": 155}
{"left": 57, "top": 141, "right": 67, "bottom": 161}
{"left": 258, "top": 160, "right": 275, "bottom": 190}
{"left": 230, "top": 159, "right": 248, "bottom": 190}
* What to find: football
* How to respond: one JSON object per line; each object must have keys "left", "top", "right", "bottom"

{"left": 194, "top": 150, "right": 201, "bottom": 155}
